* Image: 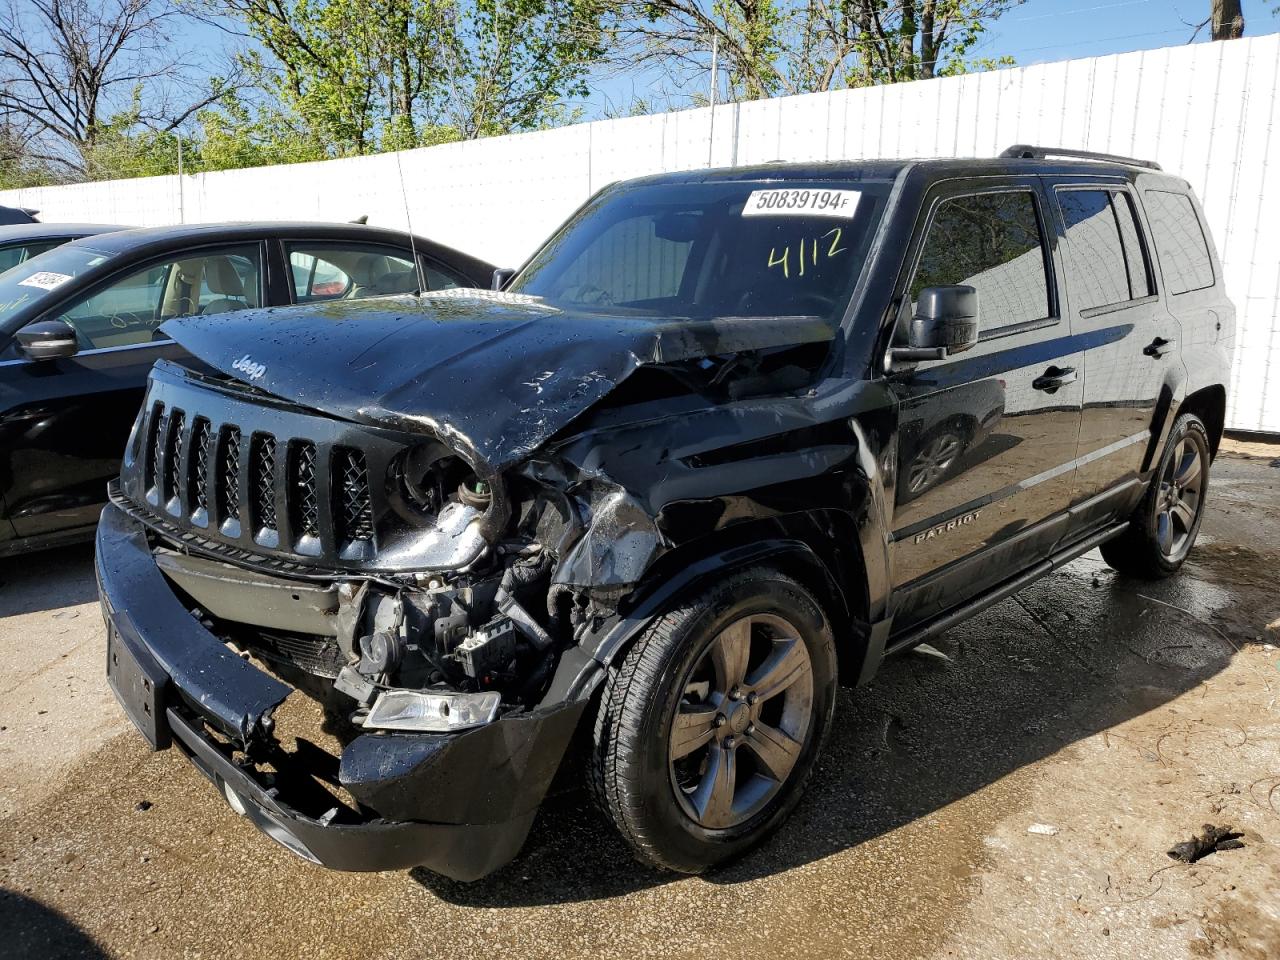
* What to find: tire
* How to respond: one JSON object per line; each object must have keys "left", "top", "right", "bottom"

{"left": 589, "top": 567, "right": 837, "bottom": 873}
{"left": 1100, "top": 412, "right": 1211, "bottom": 578}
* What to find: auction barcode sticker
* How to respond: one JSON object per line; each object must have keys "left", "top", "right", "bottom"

{"left": 742, "top": 188, "right": 860, "bottom": 218}
{"left": 18, "top": 271, "right": 73, "bottom": 291}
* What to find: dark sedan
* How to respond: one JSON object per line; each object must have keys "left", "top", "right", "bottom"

{"left": 0, "top": 223, "right": 128, "bottom": 275}
{"left": 0, "top": 221, "right": 494, "bottom": 556}
{"left": 0, "top": 204, "right": 39, "bottom": 226}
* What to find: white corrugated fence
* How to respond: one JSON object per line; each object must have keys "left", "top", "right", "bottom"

{"left": 3, "top": 34, "right": 1278, "bottom": 432}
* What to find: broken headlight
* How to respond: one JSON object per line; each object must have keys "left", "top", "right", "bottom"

{"left": 397, "top": 441, "right": 489, "bottom": 517}
{"left": 363, "top": 688, "right": 501, "bottom": 732}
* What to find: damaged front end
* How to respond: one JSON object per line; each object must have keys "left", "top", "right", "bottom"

{"left": 100, "top": 349, "right": 643, "bottom": 878}
{"left": 99, "top": 176, "right": 890, "bottom": 879}
{"left": 100, "top": 322, "right": 744, "bottom": 879}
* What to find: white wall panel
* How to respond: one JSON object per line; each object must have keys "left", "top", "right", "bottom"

{"left": 3, "top": 35, "right": 1277, "bottom": 429}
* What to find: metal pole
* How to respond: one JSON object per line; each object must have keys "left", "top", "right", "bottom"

{"left": 177, "top": 134, "right": 185, "bottom": 224}
{"left": 707, "top": 36, "right": 718, "bottom": 167}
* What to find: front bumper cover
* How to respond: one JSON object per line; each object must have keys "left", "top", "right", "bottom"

{"left": 97, "top": 502, "right": 584, "bottom": 880}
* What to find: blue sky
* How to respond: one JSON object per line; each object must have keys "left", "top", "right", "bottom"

{"left": 965, "top": 0, "right": 1275, "bottom": 64}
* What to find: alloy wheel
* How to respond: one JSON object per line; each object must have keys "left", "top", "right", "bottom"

{"left": 668, "top": 614, "right": 814, "bottom": 830}
{"left": 1155, "top": 435, "right": 1205, "bottom": 561}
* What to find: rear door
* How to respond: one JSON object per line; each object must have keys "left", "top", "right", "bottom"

{"left": 0, "top": 244, "right": 263, "bottom": 540}
{"left": 886, "top": 177, "right": 1085, "bottom": 630}
{"left": 1048, "top": 180, "right": 1177, "bottom": 530}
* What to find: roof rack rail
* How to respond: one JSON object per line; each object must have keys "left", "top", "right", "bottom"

{"left": 999, "top": 144, "right": 1162, "bottom": 171}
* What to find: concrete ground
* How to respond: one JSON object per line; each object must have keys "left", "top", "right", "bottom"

{"left": 1, "top": 444, "right": 1277, "bottom": 960}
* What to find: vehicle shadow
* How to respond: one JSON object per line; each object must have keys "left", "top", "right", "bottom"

{"left": 414, "top": 546, "right": 1264, "bottom": 907}
{"left": 0, "top": 542, "right": 98, "bottom": 617}
{"left": 0, "top": 890, "right": 109, "bottom": 959}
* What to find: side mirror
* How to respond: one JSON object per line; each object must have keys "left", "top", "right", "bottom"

{"left": 890, "top": 285, "right": 979, "bottom": 364}
{"left": 491, "top": 267, "right": 516, "bottom": 291}
{"left": 16, "top": 318, "right": 79, "bottom": 361}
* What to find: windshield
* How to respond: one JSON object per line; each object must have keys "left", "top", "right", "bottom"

{"left": 0, "top": 242, "right": 110, "bottom": 331}
{"left": 510, "top": 179, "right": 889, "bottom": 323}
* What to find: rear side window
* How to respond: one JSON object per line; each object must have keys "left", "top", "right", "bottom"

{"left": 285, "top": 243, "right": 466, "bottom": 302}
{"left": 1057, "top": 189, "right": 1153, "bottom": 311}
{"left": 1143, "top": 190, "right": 1215, "bottom": 295}
{"left": 911, "top": 191, "right": 1051, "bottom": 332}
{"left": 0, "top": 239, "right": 63, "bottom": 274}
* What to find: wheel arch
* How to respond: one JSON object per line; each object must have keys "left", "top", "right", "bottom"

{"left": 578, "top": 515, "right": 874, "bottom": 693}
{"left": 1178, "top": 384, "right": 1226, "bottom": 459}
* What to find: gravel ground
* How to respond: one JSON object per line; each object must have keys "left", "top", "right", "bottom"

{"left": 1, "top": 445, "right": 1278, "bottom": 960}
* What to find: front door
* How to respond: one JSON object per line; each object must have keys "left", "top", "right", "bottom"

{"left": 886, "top": 179, "right": 1085, "bottom": 631}
{"left": 0, "top": 244, "right": 263, "bottom": 540}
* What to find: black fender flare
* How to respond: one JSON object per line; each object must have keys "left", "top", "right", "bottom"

{"left": 557, "top": 536, "right": 879, "bottom": 701}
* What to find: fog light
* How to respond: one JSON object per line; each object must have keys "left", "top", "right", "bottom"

{"left": 223, "top": 781, "right": 248, "bottom": 816}
{"left": 363, "top": 689, "right": 501, "bottom": 732}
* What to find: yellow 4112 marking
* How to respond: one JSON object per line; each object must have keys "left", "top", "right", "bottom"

{"left": 767, "top": 227, "right": 847, "bottom": 279}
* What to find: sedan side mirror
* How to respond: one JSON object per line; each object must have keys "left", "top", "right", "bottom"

{"left": 491, "top": 267, "right": 516, "bottom": 291}
{"left": 16, "top": 318, "right": 79, "bottom": 361}
{"left": 890, "top": 285, "right": 979, "bottom": 364}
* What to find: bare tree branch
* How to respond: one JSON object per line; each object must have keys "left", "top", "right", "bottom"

{"left": 0, "top": 0, "right": 238, "bottom": 177}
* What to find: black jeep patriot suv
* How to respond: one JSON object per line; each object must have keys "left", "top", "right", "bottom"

{"left": 98, "top": 146, "right": 1234, "bottom": 880}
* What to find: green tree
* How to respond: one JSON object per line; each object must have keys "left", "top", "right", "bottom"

{"left": 442, "top": 0, "right": 606, "bottom": 137}
{"left": 208, "top": 0, "right": 607, "bottom": 153}
{"left": 614, "top": 0, "right": 1021, "bottom": 100}
{"left": 211, "top": 0, "right": 454, "bottom": 156}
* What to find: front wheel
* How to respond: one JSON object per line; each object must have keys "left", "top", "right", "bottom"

{"left": 1101, "top": 412, "right": 1211, "bottom": 578}
{"left": 589, "top": 568, "right": 837, "bottom": 873}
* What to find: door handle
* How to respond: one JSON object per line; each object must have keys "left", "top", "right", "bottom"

{"left": 1143, "top": 336, "right": 1176, "bottom": 358}
{"left": 1032, "top": 365, "right": 1077, "bottom": 393}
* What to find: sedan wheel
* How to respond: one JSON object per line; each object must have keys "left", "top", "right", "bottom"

{"left": 907, "top": 429, "right": 964, "bottom": 494}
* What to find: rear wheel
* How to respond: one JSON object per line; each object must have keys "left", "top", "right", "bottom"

{"left": 1101, "top": 412, "right": 1210, "bottom": 578}
{"left": 589, "top": 568, "right": 837, "bottom": 873}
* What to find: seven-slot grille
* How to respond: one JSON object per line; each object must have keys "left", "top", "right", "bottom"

{"left": 138, "top": 398, "right": 376, "bottom": 560}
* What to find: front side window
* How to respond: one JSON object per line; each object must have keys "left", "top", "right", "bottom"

{"left": 510, "top": 180, "right": 890, "bottom": 323}
{"left": 60, "top": 245, "right": 262, "bottom": 350}
{"left": 1057, "top": 189, "right": 1153, "bottom": 311}
{"left": 1143, "top": 190, "right": 1215, "bottom": 295}
{"left": 911, "top": 191, "right": 1051, "bottom": 332}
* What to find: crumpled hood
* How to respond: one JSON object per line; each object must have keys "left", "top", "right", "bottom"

{"left": 163, "top": 289, "right": 834, "bottom": 472}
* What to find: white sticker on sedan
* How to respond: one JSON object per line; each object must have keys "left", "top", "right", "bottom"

{"left": 18, "top": 271, "right": 73, "bottom": 290}
{"left": 742, "top": 189, "right": 860, "bottom": 218}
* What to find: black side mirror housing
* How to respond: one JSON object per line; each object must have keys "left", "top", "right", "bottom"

{"left": 890, "top": 285, "right": 979, "bottom": 364}
{"left": 16, "top": 318, "right": 79, "bottom": 361}
{"left": 491, "top": 267, "right": 516, "bottom": 291}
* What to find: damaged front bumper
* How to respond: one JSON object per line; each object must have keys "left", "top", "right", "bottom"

{"left": 96, "top": 503, "right": 584, "bottom": 881}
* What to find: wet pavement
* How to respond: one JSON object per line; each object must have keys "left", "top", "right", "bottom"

{"left": 1, "top": 446, "right": 1278, "bottom": 959}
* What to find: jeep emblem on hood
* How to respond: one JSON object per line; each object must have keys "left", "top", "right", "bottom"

{"left": 232, "top": 354, "right": 266, "bottom": 381}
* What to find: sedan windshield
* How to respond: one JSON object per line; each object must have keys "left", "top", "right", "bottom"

{"left": 510, "top": 179, "right": 890, "bottom": 323}
{"left": 0, "top": 243, "right": 110, "bottom": 331}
